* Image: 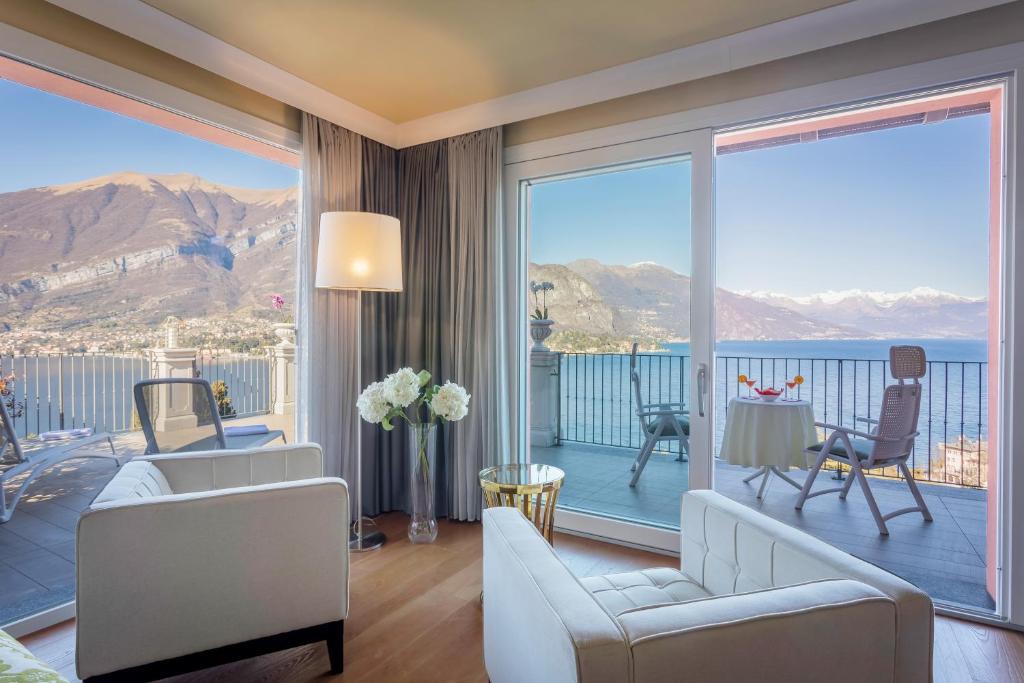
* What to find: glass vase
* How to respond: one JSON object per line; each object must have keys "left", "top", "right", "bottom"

{"left": 408, "top": 423, "right": 438, "bottom": 544}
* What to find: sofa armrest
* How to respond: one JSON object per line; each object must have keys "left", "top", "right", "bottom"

{"left": 681, "top": 490, "right": 933, "bottom": 683}
{"left": 76, "top": 477, "right": 348, "bottom": 680}
{"left": 141, "top": 442, "right": 324, "bottom": 492}
{"left": 483, "top": 508, "right": 629, "bottom": 683}
{"left": 618, "top": 579, "right": 897, "bottom": 682}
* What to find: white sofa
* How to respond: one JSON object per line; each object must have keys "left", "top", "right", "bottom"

{"left": 483, "top": 490, "right": 933, "bottom": 683}
{"left": 76, "top": 443, "right": 349, "bottom": 683}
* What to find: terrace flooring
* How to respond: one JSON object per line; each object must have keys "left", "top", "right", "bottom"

{"left": 0, "top": 414, "right": 294, "bottom": 626}
{"left": 533, "top": 441, "right": 993, "bottom": 611}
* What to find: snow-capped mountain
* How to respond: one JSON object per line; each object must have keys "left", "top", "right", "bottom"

{"left": 743, "top": 287, "right": 987, "bottom": 338}
{"left": 529, "top": 260, "right": 863, "bottom": 345}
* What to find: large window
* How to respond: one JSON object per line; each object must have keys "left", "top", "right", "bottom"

{"left": 712, "top": 82, "right": 1002, "bottom": 614}
{"left": 514, "top": 78, "right": 1006, "bottom": 620}
{"left": 528, "top": 159, "right": 694, "bottom": 526}
{"left": 0, "top": 58, "right": 298, "bottom": 627}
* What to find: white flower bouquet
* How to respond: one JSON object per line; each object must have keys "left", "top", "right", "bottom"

{"left": 357, "top": 367, "right": 470, "bottom": 430}
{"left": 358, "top": 368, "right": 470, "bottom": 543}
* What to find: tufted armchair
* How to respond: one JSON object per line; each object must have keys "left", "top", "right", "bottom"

{"left": 76, "top": 443, "right": 349, "bottom": 683}
{"left": 483, "top": 490, "right": 933, "bottom": 683}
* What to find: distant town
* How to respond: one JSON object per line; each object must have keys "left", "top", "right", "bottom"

{"left": 1, "top": 314, "right": 282, "bottom": 356}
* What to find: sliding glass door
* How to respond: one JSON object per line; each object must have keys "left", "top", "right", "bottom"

{"left": 508, "top": 130, "right": 713, "bottom": 545}
{"left": 710, "top": 80, "right": 1006, "bottom": 617}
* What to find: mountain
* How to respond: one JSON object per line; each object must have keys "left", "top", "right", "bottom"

{"left": 0, "top": 172, "right": 297, "bottom": 340}
{"left": 530, "top": 260, "right": 865, "bottom": 348}
{"left": 3, "top": 170, "right": 983, "bottom": 350}
{"left": 743, "top": 288, "right": 987, "bottom": 339}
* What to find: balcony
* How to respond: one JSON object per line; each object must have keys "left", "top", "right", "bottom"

{"left": 533, "top": 350, "right": 992, "bottom": 611}
{"left": 0, "top": 347, "right": 296, "bottom": 625}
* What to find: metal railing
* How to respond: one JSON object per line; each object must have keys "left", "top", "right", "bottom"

{"left": 195, "top": 348, "right": 273, "bottom": 418}
{"left": 557, "top": 352, "right": 988, "bottom": 488}
{"left": 1, "top": 349, "right": 273, "bottom": 438}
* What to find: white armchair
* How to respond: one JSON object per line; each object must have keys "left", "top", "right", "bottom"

{"left": 76, "top": 443, "right": 349, "bottom": 683}
{"left": 483, "top": 490, "right": 933, "bottom": 683}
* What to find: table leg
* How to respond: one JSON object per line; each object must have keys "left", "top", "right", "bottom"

{"left": 744, "top": 466, "right": 768, "bottom": 484}
{"left": 756, "top": 467, "right": 772, "bottom": 499}
{"left": 770, "top": 466, "right": 803, "bottom": 490}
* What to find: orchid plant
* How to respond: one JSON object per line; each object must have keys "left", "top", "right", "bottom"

{"left": 530, "top": 280, "right": 554, "bottom": 320}
{"left": 0, "top": 372, "right": 24, "bottom": 419}
{"left": 269, "top": 293, "right": 293, "bottom": 323}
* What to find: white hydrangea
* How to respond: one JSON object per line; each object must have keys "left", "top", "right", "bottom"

{"left": 430, "top": 381, "right": 470, "bottom": 422}
{"left": 383, "top": 367, "right": 421, "bottom": 408}
{"left": 356, "top": 381, "right": 390, "bottom": 424}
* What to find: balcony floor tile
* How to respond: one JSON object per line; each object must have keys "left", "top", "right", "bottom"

{"left": 533, "top": 441, "right": 993, "bottom": 612}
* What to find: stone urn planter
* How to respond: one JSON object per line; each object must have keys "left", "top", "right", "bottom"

{"left": 273, "top": 322, "right": 296, "bottom": 345}
{"left": 530, "top": 319, "right": 554, "bottom": 351}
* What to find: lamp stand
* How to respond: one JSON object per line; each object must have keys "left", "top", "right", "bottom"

{"left": 350, "top": 289, "right": 385, "bottom": 552}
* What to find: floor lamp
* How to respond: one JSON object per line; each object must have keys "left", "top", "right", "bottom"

{"left": 315, "top": 211, "right": 403, "bottom": 552}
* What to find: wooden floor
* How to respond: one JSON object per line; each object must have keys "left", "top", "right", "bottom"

{"left": 20, "top": 512, "right": 1024, "bottom": 683}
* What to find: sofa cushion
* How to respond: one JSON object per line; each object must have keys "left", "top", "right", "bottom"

{"left": 93, "top": 460, "right": 173, "bottom": 504}
{"left": 0, "top": 629, "right": 66, "bottom": 682}
{"left": 580, "top": 568, "right": 710, "bottom": 616}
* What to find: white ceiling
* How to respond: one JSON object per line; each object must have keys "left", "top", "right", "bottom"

{"left": 48, "top": 0, "right": 1013, "bottom": 147}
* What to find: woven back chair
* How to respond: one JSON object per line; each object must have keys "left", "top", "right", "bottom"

{"left": 795, "top": 345, "right": 933, "bottom": 535}
{"left": 627, "top": 343, "right": 689, "bottom": 487}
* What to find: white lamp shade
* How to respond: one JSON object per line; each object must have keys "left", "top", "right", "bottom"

{"left": 315, "top": 211, "right": 403, "bottom": 291}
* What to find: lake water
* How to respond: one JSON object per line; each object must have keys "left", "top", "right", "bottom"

{"left": 558, "top": 339, "right": 989, "bottom": 486}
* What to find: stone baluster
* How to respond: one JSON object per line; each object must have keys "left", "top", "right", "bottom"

{"left": 530, "top": 348, "right": 559, "bottom": 447}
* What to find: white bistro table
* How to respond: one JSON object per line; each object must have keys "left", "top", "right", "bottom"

{"left": 720, "top": 396, "right": 817, "bottom": 499}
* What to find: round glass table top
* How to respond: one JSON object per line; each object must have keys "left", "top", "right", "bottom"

{"left": 478, "top": 463, "right": 565, "bottom": 493}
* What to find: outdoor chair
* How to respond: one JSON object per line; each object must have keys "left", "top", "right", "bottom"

{"left": 795, "top": 345, "right": 934, "bottom": 535}
{"left": 629, "top": 342, "right": 689, "bottom": 487}
{"left": 134, "top": 378, "right": 285, "bottom": 454}
{"left": 0, "top": 397, "right": 121, "bottom": 523}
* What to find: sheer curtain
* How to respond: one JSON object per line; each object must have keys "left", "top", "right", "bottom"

{"left": 297, "top": 115, "right": 362, "bottom": 495}
{"left": 299, "top": 114, "right": 512, "bottom": 522}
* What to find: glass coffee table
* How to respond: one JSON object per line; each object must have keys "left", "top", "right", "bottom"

{"left": 479, "top": 463, "right": 565, "bottom": 544}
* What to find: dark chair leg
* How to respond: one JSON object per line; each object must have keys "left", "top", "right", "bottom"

{"left": 326, "top": 620, "right": 345, "bottom": 674}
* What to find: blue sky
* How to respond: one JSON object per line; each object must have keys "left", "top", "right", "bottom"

{"left": 2, "top": 76, "right": 991, "bottom": 299}
{"left": 531, "top": 160, "right": 692, "bottom": 273}
{"left": 0, "top": 79, "right": 298, "bottom": 193}
{"left": 531, "top": 115, "right": 991, "bottom": 298}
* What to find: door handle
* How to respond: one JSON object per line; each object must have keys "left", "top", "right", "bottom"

{"left": 697, "top": 364, "right": 707, "bottom": 418}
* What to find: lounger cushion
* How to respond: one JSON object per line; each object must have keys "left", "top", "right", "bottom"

{"left": 93, "top": 460, "right": 173, "bottom": 504}
{"left": 807, "top": 438, "right": 874, "bottom": 460}
{"left": 580, "top": 568, "right": 709, "bottom": 616}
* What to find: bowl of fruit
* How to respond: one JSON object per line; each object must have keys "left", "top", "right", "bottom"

{"left": 754, "top": 387, "right": 783, "bottom": 402}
